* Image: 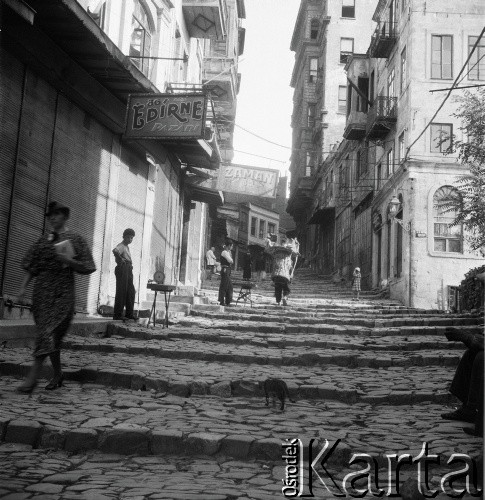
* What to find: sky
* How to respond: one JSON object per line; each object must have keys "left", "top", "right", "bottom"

{"left": 231, "top": 0, "right": 300, "bottom": 177}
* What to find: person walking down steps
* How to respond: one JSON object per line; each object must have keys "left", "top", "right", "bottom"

{"left": 113, "top": 228, "right": 136, "bottom": 321}
{"left": 17, "top": 201, "right": 96, "bottom": 394}
{"left": 218, "top": 240, "right": 234, "bottom": 307}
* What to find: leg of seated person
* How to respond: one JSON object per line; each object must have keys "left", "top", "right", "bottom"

{"left": 442, "top": 349, "right": 479, "bottom": 423}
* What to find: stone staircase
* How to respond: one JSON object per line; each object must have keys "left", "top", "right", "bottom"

{"left": 0, "top": 270, "right": 482, "bottom": 498}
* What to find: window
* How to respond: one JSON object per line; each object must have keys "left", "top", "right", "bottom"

{"left": 387, "top": 148, "right": 394, "bottom": 177}
{"left": 398, "top": 131, "right": 405, "bottom": 162}
{"left": 387, "top": 67, "right": 395, "bottom": 98}
{"left": 395, "top": 209, "right": 403, "bottom": 277}
{"left": 355, "top": 150, "right": 362, "bottom": 180}
{"left": 370, "top": 70, "right": 375, "bottom": 102}
{"left": 431, "top": 35, "right": 453, "bottom": 79}
{"left": 130, "top": 0, "right": 152, "bottom": 76}
{"left": 376, "top": 162, "right": 382, "bottom": 189}
{"left": 355, "top": 148, "right": 368, "bottom": 180}
{"left": 305, "top": 153, "right": 313, "bottom": 177}
{"left": 340, "top": 38, "right": 354, "bottom": 64}
{"left": 430, "top": 123, "right": 452, "bottom": 153}
{"left": 338, "top": 85, "right": 347, "bottom": 113}
{"left": 250, "top": 217, "right": 257, "bottom": 236}
{"left": 268, "top": 222, "right": 276, "bottom": 235}
{"left": 468, "top": 36, "right": 485, "bottom": 81}
{"left": 310, "top": 19, "right": 319, "bottom": 39}
{"left": 329, "top": 169, "right": 334, "bottom": 198}
{"left": 240, "top": 212, "right": 249, "bottom": 232}
{"left": 259, "top": 219, "right": 266, "bottom": 239}
{"left": 307, "top": 104, "right": 316, "bottom": 128}
{"left": 309, "top": 58, "right": 318, "bottom": 82}
{"left": 342, "top": 0, "right": 355, "bottom": 18}
{"left": 357, "top": 77, "right": 369, "bottom": 112}
{"left": 433, "top": 186, "right": 462, "bottom": 253}
{"left": 400, "top": 46, "right": 407, "bottom": 93}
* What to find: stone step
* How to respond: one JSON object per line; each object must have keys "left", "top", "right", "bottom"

{"left": 101, "top": 323, "right": 469, "bottom": 353}
{"left": 1, "top": 376, "right": 480, "bottom": 468}
{"left": 0, "top": 346, "right": 459, "bottom": 405}
{"left": 178, "top": 316, "right": 484, "bottom": 337}
{"left": 57, "top": 335, "right": 465, "bottom": 369}
{"left": 189, "top": 309, "right": 483, "bottom": 328}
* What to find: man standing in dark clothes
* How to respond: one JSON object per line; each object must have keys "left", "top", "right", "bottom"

{"left": 218, "top": 240, "right": 234, "bottom": 306}
{"left": 242, "top": 250, "right": 252, "bottom": 280}
{"left": 442, "top": 327, "right": 483, "bottom": 436}
{"left": 113, "top": 228, "right": 136, "bottom": 320}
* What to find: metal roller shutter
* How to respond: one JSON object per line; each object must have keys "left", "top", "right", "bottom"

{"left": 0, "top": 49, "right": 24, "bottom": 293}
{"left": 49, "top": 95, "right": 111, "bottom": 314}
{"left": 2, "top": 69, "right": 56, "bottom": 298}
{"left": 108, "top": 147, "right": 148, "bottom": 304}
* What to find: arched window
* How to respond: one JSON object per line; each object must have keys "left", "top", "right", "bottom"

{"left": 310, "top": 19, "right": 319, "bottom": 39}
{"left": 433, "top": 186, "right": 462, "bottom": 253}
{"left": 130, "top": 0, "right": 153, "bottom": 76}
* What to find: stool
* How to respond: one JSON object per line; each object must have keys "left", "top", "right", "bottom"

{"left": 146, "top": 283, "right": 176, "bottom": 328}
{"left": 233, "top": 280, "right": 255, "bottom": 307}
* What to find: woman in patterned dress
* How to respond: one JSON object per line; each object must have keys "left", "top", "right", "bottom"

{"left": 17, "top": 202, "right": 96, "bottom": 393}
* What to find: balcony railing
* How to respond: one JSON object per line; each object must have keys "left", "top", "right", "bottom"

{"left": 366, "top": 96, "right": 397, "bottom": 139}
{"left": 343, "top": 110, "right": 367, "bottom": 140}
{"left": 368, "top": 21, "right": 397, "bottom": 58}
{"left": 202, "top": 56, "right": 238, "bottom": 104}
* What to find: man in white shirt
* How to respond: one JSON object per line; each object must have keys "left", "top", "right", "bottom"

{"left": 112, "top": 228, "right": 136, "bottom": 320}
{"left": 205, "top": 246, "right": 217, "bottom": 280}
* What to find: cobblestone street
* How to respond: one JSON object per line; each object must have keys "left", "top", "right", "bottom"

{"left": 0, "top": 272, "right": 483, "bottom": 498}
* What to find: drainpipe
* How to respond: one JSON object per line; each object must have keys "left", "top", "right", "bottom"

{"left": 408, "top": 177, "right": 415, "bottom": 307}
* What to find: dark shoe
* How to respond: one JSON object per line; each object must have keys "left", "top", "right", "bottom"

{"left": 441, "top": 407, "right": 476, "bottom": 423}
{"left": 17, "top": 381, "right": 37, "bottom": 394}
{"left": 45, "top": 374, "right": 64, "bottom": 390}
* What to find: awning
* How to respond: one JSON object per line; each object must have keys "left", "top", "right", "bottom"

{"left": 189, "top": 185, "right": 224, "bottom": 206}
{"left": 166, "top": 136, "right": 221, "bottom": 170}
{"left": 307, "top": 207, "right": 335, "bottom": 225}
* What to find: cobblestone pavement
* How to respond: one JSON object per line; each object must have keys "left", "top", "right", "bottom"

{"left": 0, "top": 271, "right": 482, "bottom": 498}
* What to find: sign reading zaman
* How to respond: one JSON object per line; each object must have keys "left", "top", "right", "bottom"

{"left": 124, "top": 93, "right": 207, "bottom": 139}
{"left": 216, "top": 164, "right": 279, "bottom": 198}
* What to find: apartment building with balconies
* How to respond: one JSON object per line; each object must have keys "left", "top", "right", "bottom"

{"left": 287, "top": 0, "right": 377, "bottom": 260}
{"left": 315, "top": 0, "right": 485, "bottom": 308}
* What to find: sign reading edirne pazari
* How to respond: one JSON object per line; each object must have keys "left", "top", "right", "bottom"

{"left": 216, "top": 164, "right": 279, "bottom": 198}
{"left": 125, "top": 94, "right": 207, "bottom": 139}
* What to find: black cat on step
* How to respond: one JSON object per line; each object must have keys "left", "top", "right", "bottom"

{"left": 263, "top": 378, "right": 296, "bottom": 410}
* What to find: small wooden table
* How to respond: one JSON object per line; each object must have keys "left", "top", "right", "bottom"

{"left": 233, "top": 280, "right": 255, "bottom": 307}
{"left": 147, "top": 283, "right": 176, "bottom": 328}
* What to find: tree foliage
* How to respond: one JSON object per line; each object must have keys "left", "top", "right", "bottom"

{"left": 443, "top": 88, "right": 485, "bottom": 251}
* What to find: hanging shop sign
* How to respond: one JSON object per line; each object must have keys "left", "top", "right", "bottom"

{"left": 216, "top": 164, "right": 279, "bottom": 198}
{"left": 124, "top": 93, "right": 207, "bottom": 139}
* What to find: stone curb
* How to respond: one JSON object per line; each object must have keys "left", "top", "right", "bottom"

{"left": 188, "top": 310, "right": 483, "bottom": 329}
{"left": 95, "top": 324, "right": 468, "bottom": 352}
{"left": 0, "top": 420, "right": 299, "bottom": 464}
{"left": 59, "top": 338, "right": 464, "bottom": 369}
{"left": 0, "top": 362, "right": 456, "bottom": 405}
